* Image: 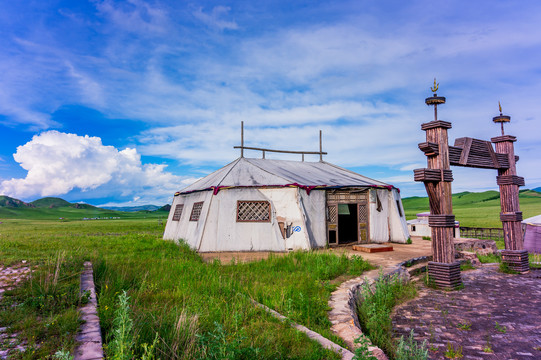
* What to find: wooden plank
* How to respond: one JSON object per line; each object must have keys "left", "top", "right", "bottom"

{"left": 485, "top": 140, "right": 500, "bottom": 168}
{"left": 458, "top": 137, "right": 472, "bottom": 165}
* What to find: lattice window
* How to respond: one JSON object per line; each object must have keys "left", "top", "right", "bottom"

{"left": 358, "top": 204, "right": 368, "bottom": 223}
{"left": 189, "top": 202, "right": 204, "bottom": 221}
{"left": 237, "top": 201, "right": 271, "bottom": 222}
{"left": 172, "top": 204, "right": 184, "bottom": 221}
{"left": 328, "top": 205, "right": 337, "bottom": 223}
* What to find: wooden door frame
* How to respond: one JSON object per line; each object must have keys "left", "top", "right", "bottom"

{"left": 326, "top": 189, "right": 370, "bottom": 245}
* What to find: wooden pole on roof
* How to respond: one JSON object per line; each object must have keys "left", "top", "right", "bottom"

{"left": 319, "top": 130, "right": 323, "bottom": 162}
{"left": 241, "top": 121, "right": 244, "bottom": 158}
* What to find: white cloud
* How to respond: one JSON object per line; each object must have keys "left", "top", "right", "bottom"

{"left": 93, "top": 0, "right": 169, "bottom": 35}
{"left": 193, "top": 6, "right": 238, "bottom": 31}
{"left": 0, "top": 131, "right": 185, "bottom": 204}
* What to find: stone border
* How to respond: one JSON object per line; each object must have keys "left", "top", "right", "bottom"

{"left": 328, "top": 258, "right": 430, "bottom": 360}
{"left": 252, "top": 299, "right": 355, "bottom": 360}
{"left": 74, "top": 262, "right": 104, "bottom": 360}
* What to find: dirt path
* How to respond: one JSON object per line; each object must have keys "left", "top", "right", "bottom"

{"left": 199, "top": 237, "right": 433, "bottom": 266}
{"left": 392, "top": 265, "right": 541, "bottom": 360}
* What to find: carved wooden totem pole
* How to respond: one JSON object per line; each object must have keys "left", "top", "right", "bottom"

{"left": 415, "top": 80, "right": 528, "bottom": 290}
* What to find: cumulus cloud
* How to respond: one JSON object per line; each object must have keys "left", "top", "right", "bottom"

{"left": 0, "top": 131, "right": 185, "bottom": 204}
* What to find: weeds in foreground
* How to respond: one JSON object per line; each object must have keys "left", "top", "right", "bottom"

{"left": 356, "top": 272, "right": 417, "bottom": 357}
{"left": 107, "top": 290, "right": 135, "bottom": 359}
{"left": 477, "top": 253, "right": 500, "bottom": 264}
{"left": 0, "top": 253, "right": 81, "bottom": 357}
{"left": 459, "top": 261, "right": 475, "bottom": 271}
{"left": 494, "top": 321, "right": 507, "bottom": 334}
{"left": 197, "top": 322, "right": 261, "bottom": 360}
{"left": 444, "top": 342, "right": 463, "bottom": 358}
{"left": 530, "top": 253, "right": 541, "bottom": 268}
{"left": 483, "top": 334, "right": 493, "bottom": 353}
{"left": 106, "top": 290, "right": 158, "bottom": 360}
{"left": 395, "top": 330, "right": 428, "bottom": 360}
{"left": 422, "top": 236, "right": 431, "bottom": 241}
{"left": 498, "top": 262, "right": 518, "bottom": 274}
{"left": 352, "top": 336, "right": 377, "bottom": 360}
{"left": 53, "top": 349, "right": 74, "bottom": 360}
{"left": 456, "top": 320, "right": 471, "bottom": 331}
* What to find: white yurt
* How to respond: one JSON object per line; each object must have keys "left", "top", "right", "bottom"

{"left": 163, "top": 156, "right": 409, "bottom": 252}
{"left": 523, "top": 214, "right": 541, "bottom": 253}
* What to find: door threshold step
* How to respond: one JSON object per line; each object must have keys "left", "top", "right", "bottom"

{"left": 352, "top": 244, "right": 394, "bottom": 253}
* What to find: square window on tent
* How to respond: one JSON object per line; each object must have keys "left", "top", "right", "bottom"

{"left": 172, "top": 204, "right": 184, "bottom": 221}
{"left": 237, "top": 201, "right": 271, "bottom": 222}
{"left": 190, "top": 202, "right": 204, "bottom": 221}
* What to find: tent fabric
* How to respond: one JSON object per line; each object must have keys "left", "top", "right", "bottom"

{"left": 164, "top": 157, "right": 409, "bottom": 251}
{"left": 180, "top": 157, "right": 392, "bottom": 194}
{"left": 523, "top": 215, "right": 541, "bottom": 226}
{"left": 523, "top": 214, "right": 541, "bottom": 253}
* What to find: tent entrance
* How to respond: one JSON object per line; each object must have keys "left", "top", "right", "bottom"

{"left": 326, "top": 190, "right": 370, "bottom": 246}
{"left": 338, "top": 204, "right": 358, "bottom": 244}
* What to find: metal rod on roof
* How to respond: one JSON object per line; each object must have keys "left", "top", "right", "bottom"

{"left": 241, "top": 121, "right": 244, "bottom": 158}
{"left": 319, "top": 130, "right": 323, "bottom": 162}
{"left": 262, "top": 150, "right": 265, "bottom": 159}
{"left": 233, "top": 146, "right": 327, "bottom": 155}
{"left": 302, "top": 153, "right": 304, "bottom": 162}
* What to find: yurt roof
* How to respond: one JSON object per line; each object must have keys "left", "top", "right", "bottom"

{"left": 523, "top": 214, "right": 541, "bottom": 226}
{"left": 179, "top": 157, "right": 393, "bottom": 195}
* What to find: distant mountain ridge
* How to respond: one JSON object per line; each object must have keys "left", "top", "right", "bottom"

{"left": 0, "top": 196, "right": 34, "bottom": 208}
{"left": 0, "top": 195, "right": 171, "bottom": 220}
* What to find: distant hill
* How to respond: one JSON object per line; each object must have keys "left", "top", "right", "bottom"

{"left": 402, "top": 190, "right": 541, "bottom": 227}
{"left": 101, "top": 205, "right": 161, "bottom": 212}
{"left": 0, "top": 195, "right": 33, "bottom": 208}
{"left": 0, "top": 195, "right": 167, "bottom": 220}
{"left": 159, "top": 204, "right": 171, "bottom": 212}
{"left": 533, "top": 187, "right": 541, "bottom": 193}
{"left": 31, "top": 197, "right": 72, "bottom": 208}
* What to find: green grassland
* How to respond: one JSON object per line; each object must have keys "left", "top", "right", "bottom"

{"left": 0, "top": 218, "right": 372, "bottom": 359}
{"left": 402, "top": 190, "right": 541, "bottom": 228}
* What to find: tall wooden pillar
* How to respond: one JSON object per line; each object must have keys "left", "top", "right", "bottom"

{"left": 491, "top": 112, "right": 528, "bottom": 272}
{"left": 414, "top": 88, "right": 462, "bottom": 289}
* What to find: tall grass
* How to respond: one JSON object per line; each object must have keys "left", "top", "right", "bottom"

{"left": 0, "top": 251, "right": 82, "bottom": 357}
{"left": 0, "top": 219, "right": 372, "bottom": 359}
{"left": 356, "top": 273, "right": 417, "bottom": 359}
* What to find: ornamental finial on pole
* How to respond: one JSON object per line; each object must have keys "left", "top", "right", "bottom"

{"left": 425, "top": 78, "right": 446, "bottom": 121}
{"left": 493, "top": 101, "right": 511, "bottom": 136}
{"left": 431, "top": 78, "right": 439, "bottom": 94}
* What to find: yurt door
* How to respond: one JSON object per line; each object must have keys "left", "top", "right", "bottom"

{"left": 358, "top": 201, "right": 369, "bottom": 243}
{"left": 327, "top": 204, "right": 338, "bottom": 245}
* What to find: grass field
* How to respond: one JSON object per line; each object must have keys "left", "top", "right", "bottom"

{"left": 0, "top": 218, "right": 373, "bottom": 359}
{"left": 402, "top": 190, "right": 541, "bottom": 228}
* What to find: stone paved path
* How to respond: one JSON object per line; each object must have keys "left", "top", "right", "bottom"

{"left": 392, "top": 265, "right": 541, "bottom": 360}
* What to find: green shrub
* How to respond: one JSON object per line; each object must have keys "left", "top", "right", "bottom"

{"left": 395, "top": 330, "right": 428, "bottom": 360}
{"left": 477, "top": 253, "right": 500, "bottom": 264}
{"left": 356, "top": 273, "right": 416, "bottom": 356}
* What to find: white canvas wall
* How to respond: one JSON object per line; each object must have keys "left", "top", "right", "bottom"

{"left": 198, "top": 188, "right": 286, "bottom": 252}
{"left": 389, "top": 188, "right": 409, "bottom": 243}
{"left": 163, "top": 191, "right": 213, "bottom": 249}
{"left": 369, "top": 189, "right": 389, "bottom": 243}
{"left": 299, "top": 190, "right": 327, "bottom": 248}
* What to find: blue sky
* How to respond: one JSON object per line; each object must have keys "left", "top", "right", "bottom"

{"left": 0, "top": 0, "right": 540, "bottom": 206}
